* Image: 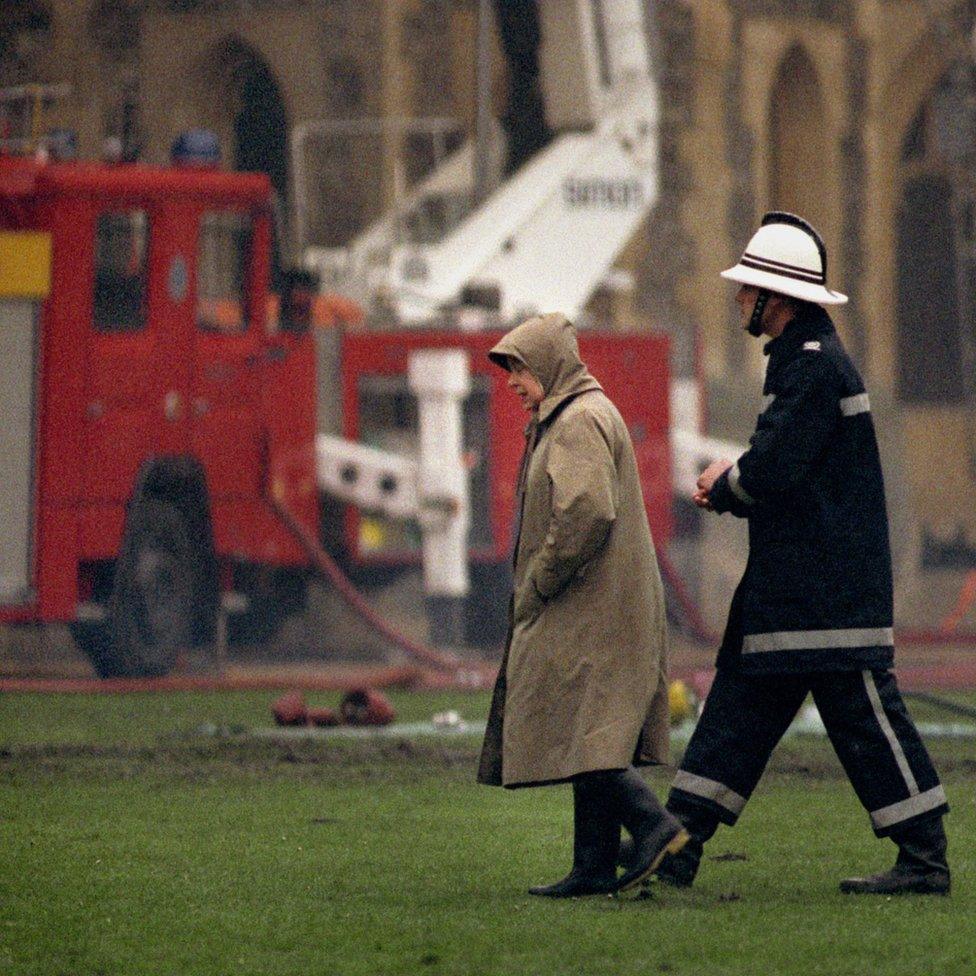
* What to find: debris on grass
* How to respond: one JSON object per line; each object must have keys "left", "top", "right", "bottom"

{"left": 717, "top": 891, "right": 742, "bottom": 903}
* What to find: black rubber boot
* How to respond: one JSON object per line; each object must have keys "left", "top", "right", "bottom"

{"left": 840, "top": 817, "right": 950, "bottom": 895}
{"left": 528, "top": 774, "right": 621, "bottom": 898}
{"left": 655, "top": 835, "right": 704, "bottom": 888}
{"left": 656, "top": 807, "right": 719, "bottom": 888}
{"left": 619, "top": 805, "right": 718, "bottom": 888}
{"left": 604, "top": 769, "right": 689, "bottom": 893}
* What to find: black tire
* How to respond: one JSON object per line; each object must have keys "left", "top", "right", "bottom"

{"left": 74, "top": 499, "right": 196, "bottom": 678}
{"left": 111, "top": 498, "right": 196, "bottom": 676}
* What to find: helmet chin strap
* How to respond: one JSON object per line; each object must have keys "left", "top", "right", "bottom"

{"left": 746, "top": 289, "right": 771, "bottom": 337}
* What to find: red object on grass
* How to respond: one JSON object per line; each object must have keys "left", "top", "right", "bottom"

{"left": 272, "top": 690, "right": 308, "bottom": 726}
{"left": 307, "top": 706, "right": 341, "bottom": 727}
{"left": 272, "top": 688, "right": 394, "bottom": 727}
{"left": 689, "top": 669, "right": 715, "bottom": 702}
{"left": 340, "top": 688, "right": 396, "bottom": 726}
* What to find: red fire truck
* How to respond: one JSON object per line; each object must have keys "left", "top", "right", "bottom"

{"left": 0, "top": 129, "right": 673, "bottom": 678}
{"left": 0, "top": 142, "right": 319, "bottom": 677}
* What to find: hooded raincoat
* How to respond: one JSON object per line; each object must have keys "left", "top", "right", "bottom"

{"left": 477, "top": 313, "right": 669, "bottom": 788}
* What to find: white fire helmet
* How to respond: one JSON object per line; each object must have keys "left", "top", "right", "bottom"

{"left": 721, "top": 211, "right": 847, "bottom": 306}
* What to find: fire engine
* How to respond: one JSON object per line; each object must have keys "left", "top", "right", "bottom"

{"left": 0, "top": 140, "right": 676, "bottom": 679}
{"left": 0, "top": 127, "right": 319, "bottom": 678}
{"left": 0, "top": 72, "right": 679, "bottom": 678}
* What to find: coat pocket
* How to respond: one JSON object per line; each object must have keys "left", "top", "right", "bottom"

{"left": 513, "top": 581, "right": 546, "bottom": 627}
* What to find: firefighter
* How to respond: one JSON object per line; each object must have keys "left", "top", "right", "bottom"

{"left": 477, "top": 312, "right": 688, "bottom": 896}
{"left": 656, "top": 212, "right": 951, "bottom": 895}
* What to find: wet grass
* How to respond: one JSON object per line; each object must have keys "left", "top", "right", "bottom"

{"left": 1, "top": 689, "right": 974, "bottom": 975}
{"left": 0, "top": 688, "right": 494, "bottom": 748}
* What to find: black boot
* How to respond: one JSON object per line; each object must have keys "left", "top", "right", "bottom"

{"left": 840, "top": 817, "right": 950, "bottom": 895}
{"left": 619, "top": 805, "right": 717, "bottom": 888}
{"left": 528, "top": 774, "right": 621, "bottom": 897}
{"left": 603, "top": 768, "right": 689, "bottom": 893}
{"left": 655, "top": 835, "right": 704, "bottom": 888}
{"left": 656, "top": 807, "right": 719, "bottom": 888}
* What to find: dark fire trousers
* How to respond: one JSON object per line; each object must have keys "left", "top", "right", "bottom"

{"left": 668, "top": 667, "right": 948, "bottom": 837}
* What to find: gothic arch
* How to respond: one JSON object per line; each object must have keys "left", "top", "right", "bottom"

{"left": 882, "top": 32, "right": 947, "bottom": 159}
{"left": 0, "top": 0, "right": 53, "bottom": 86}
{"left": 768, "top": 45, "right": 828, "bottom": 231}
{"left": 893, "top": 64, "right": 975, "bottom": 404}
{"left": 192, "top": 37, "right": 289, "bottom": 204}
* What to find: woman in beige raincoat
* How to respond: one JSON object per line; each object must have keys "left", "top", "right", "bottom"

{"left": 477, "top": 312, "right": 687, "bottom": 896}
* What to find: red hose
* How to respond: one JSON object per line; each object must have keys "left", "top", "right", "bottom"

{"left": 0, "top": 666, "right": 423, "bottom": 695}
{"left": 269, "top": 494, "right": 464, "bottom": 673}
{"left": 895, "top": 629, "right": 976, "bottom": 646}
{"left": 656, "top": 547, "right": 720, "bottom": 645}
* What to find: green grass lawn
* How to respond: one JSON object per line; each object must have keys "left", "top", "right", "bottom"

{"left": 1, "top": 689, "right": 974, "bottom": 976}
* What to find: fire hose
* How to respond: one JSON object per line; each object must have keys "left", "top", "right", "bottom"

{"left": 268, "top": 492, "right": 466, "bottom": 675}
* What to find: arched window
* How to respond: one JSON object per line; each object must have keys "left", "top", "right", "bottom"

{"left": 201, "top": 39, "right": 288, "bottom": 279}
{"left": 231, "top": 56, "right": 289, "bottom": 206}
{"left": 895, "top": 67, "right": 976, "bottom": 403}
{"left": 0, "top": 1, "right": 52, "bottom": 87}
{"left": 769, "top": 46, "right": 827, "bottom": 227}
{"left": 203, "top": 38, "right": 289, "bottom": 205}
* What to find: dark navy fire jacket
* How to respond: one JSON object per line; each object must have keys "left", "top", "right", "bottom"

{"left": 708, "top": 304, "right": 894, "bottom": 674}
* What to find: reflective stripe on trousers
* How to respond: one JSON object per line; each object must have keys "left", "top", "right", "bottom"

{"left": 667, "top": 668, "right": 948, "bottom": 835}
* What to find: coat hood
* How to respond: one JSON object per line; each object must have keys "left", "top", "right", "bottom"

{"left": 488, "top": 312, "right": 602, "bottom": 423}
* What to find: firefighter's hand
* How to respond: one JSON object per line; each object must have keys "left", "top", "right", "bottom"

{"left": 693, "top": 459, "right": 733, "bottom": 510}
{"left": 692, "top": 487, "right": 713, "bottom": 511}
{"left": 697, "top": 459, "right": 733, "bottom": 493}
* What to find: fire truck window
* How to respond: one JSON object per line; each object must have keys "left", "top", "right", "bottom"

{"left": 197, "top": 212, "right": 252, "bottom": 334}
{"left": 356, "top": 374, "right": 493, "bottom": 554}
{"left": 94, "top": 211, "right": 148, "bottom": 333}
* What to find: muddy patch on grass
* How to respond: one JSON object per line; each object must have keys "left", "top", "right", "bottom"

{"left": 1, "top": 736, "right": 973, "bottom": 784}
{"left": 0, "top": 736, "right": 480, "bottom": 784}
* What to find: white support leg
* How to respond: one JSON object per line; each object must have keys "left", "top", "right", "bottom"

{"left": 408, "top": 349, "right": 471, "bottom": 646}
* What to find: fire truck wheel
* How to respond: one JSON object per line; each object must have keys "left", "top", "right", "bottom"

{"left": 103, "top": 499, "right": 196, "bottom": 677}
